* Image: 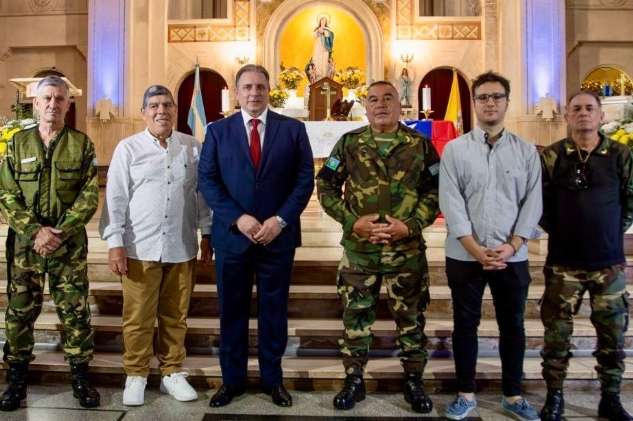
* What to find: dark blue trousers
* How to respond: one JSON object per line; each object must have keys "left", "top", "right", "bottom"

{"left": 215, "top": 245, "right": 295, "bottom": 389}
{"left": 446, "top": 257, "right": 531, "bottom": 396}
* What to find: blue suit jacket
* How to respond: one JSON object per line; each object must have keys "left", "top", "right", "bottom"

{"left": 198, "top": 110, "right": 314, "bottom": 253}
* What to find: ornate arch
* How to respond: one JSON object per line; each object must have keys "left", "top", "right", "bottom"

{"left": 262, "top": 0, "right": 383, "bottom": 84}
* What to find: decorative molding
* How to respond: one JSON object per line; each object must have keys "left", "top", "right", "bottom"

{"left": 0, "top": 48, "right": 12, "bottom": 62}
{"left": 483, "top": 0, "right": 498, "bottom": 69}
{"left": 29, "top": 0, "right": 57, "bottom": 11}
{"left": 567, "top": 39, "right": 633, "bottom": 56}
{"left": 408, "top": 21, "right": 481, "bottom": 40}
{"left": 0, "top": 0, "right": 87, "bottom": 16}
{"left": 75, "top": 44, "right": 88, "bottom": 60}
{"left": 567, "top": 0, "right": 633, "bottom": 9}
{"left": 168, "top": 0, "right": 250, "bottom": 42}
{"left": 396, "top": 0, "right": 412, "bottom": 26}
{"left": 396, "top": 0, "right": 481, "bottom": 40}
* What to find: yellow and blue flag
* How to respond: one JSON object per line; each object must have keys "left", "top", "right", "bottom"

{"left": 444, "top": 69, "right": 463, "bottom": 134}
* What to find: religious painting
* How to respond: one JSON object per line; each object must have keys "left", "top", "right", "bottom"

{"left": 278, "top": 6, "right": 366, "bottom": 94}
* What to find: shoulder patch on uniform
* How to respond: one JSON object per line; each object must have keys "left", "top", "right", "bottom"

{"left": 428, "top": 162, "right": 440, "bottom": 176}
{"left": 92, "top": 157, "right": 98, "bottom": 167}
{"left": 325, "top": 156, "right": 341, "bottom": 171}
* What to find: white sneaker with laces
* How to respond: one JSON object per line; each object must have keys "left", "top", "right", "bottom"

{"left": 160, "top": 372, "right": 198, "bottom": 402}
{"left": 123, "top": 376, "right": 147, "bottom": 406}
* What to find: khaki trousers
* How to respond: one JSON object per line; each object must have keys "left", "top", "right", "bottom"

{"left": 121, "top": 258, "right": 195, "bottom": 376}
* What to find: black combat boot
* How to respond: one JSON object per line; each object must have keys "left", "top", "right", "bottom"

{"left": 540, "top": 389, "right": 564, "bottom": 421}
{"left": 333, "top": 374, "right": 365, "bottom": 410}
{"left": 0, "top": 362, "right": 28, "bottom": 411}
{"left": 598, "top": 392, "right": 633, "bottom": 421}
{"left": 69, "top": 362, "right": 100, "bottom": 408}
{"left": 403, "top": 372, "right": 433, "bottom": 413}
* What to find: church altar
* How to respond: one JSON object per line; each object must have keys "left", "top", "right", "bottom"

{"left": 601, "top": 95, "right": 633, "bottom": 122}
{"left": 304, "top": 121, "right": 366, "bottom": 158}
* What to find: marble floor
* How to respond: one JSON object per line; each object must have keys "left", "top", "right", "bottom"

{"left": 0, "top": 383, "right": 631, "bottom": 420}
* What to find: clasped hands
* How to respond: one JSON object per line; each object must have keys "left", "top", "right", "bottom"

{"left": 32, "top": 226, "right": 63, "bottom": 256}
{"left": 353, "top": 213, "right": 409, "bottom": 244}
{"left": 237, "top": 214, "right": 282, "bottom": 246}
{"left": 475, "top": 243, "right": 514, "bottom": 271}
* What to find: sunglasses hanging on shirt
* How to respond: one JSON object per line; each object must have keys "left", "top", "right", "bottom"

{"left": 570, "top": 146, "right": 592, "bottom": 191}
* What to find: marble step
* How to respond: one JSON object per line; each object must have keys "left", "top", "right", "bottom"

{"left": 2, "top": 281, "right": 631, "bottom": 320}
{"left": 2, "top": 222, "right": 633, "bottom": 287}
{"left": 4, "top": 351, "right": 631, "bottom": 387}
{"left": 1, "top": 313, "right": 629, "bottom": 355}
{"left": 0, "top": 248, "right": 558, "bottom": 286}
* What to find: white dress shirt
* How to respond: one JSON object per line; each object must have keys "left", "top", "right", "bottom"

{"left": 241, "top": 107, "right": 268, "bottom": 148}
{"left": 100, "top": 129, "right": 212, "bottom": 263}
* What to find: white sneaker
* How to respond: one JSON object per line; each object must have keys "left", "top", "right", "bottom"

{"left": 123, "top": 376, "right": 147, "bottom": 406}
{"left": 160, "top": 372, "right": 198, "bottom": 402}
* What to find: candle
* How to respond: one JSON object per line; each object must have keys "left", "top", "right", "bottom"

{"left": 221, "top": 88, "right": 230, "bottom": 112}
{"left": 422, "top": 85, "right": 431, "bottom": 112}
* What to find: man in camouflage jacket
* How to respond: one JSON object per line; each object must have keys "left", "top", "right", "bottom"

{"left": 317, "top": 81, "right": 439, "bottom": 414}
{"left": 539, "top": 91, "right": 633, "bottom": 421}
{"left": 0, "top": 76, "right": 100, "bottom": 411}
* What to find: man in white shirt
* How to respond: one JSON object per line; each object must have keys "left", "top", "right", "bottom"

{"left": 100, "top": 85, "right": 212, "bottom": 406}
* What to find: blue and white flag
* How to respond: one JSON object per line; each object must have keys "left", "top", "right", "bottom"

{"left": 188, "top": 64, "right": 207, "bottom": 141}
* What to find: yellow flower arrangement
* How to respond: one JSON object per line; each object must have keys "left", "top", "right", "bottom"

{"left": 279, "top": 67, "right": 303, "bottom": 90}
{"left": 335, "top": 67, "right": 363, "bottom": 89}
{"left": 602, "top": 119, "right": 633, "bottom": 147}
{"left": 269, "top": 87, "right": 289, "bottom": 108}
{"left": 355, "top": 84, "right": 369, "bottom": 102}
{"left": 0, "top": 118, "right": 37, "bottom": 156}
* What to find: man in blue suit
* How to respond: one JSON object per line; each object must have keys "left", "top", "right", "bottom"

{"left": 199, "top": 64, "right": 314, "bottom": 408}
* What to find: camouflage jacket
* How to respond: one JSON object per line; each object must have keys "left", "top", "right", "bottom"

{"left": 0, "top": 126, "right": 98, "bottom": 242}
{"left": 317, "top": 123, "right": 439, "bottom": 259}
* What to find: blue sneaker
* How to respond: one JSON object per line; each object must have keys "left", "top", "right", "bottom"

{"left": 502, "top": 397, "right": 540, "bottom": 421}
{"left": 445, "top": 395, "right": 477, "bottom": 420}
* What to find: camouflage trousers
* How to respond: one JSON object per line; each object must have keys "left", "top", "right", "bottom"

{"left": 541, "top": 264, "right": 629, "bottom": 393}
{"left": 336, "top": 251, "right": 430, "bottom": 376}
{"left": 3, "top": 229, "right": 94, "bottom": 364}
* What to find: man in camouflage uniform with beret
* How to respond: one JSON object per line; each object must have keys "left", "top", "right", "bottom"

{"left": 317, "top": 81, "right": 439, "bottom": 414}
{"left": 0, "top": 75, "right": 100, "bottom": 411}
{"left": 539, "top": 91, "right": 633, "bottom": 421}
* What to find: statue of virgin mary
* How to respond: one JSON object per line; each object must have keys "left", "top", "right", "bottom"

{"left": 311, "top": 15, "right": 334, "bottom": 80}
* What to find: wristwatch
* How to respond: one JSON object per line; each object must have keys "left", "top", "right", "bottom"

{"left": 275, "top": 215, "right": 287, "bottom": 229}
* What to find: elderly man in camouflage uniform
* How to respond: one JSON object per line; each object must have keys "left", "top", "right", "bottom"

{"left": 0, "top": 76, "right": 100, "bottom": 411}
{"left": 317, "top": 81, "right": 439, "bottom": 413}
{"left": 539, "top": 91, "right": 633, "bottom": 421}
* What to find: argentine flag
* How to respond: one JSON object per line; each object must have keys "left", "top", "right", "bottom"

{"left": 188, "top": 64, "right": 207, "bottom": 141}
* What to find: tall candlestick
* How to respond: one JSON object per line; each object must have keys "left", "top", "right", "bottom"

{"left": 422, "top": 85, "right": 431, "bottom": 112}
{"left": 221, "top": 88, "right": 230, "bottom": 113}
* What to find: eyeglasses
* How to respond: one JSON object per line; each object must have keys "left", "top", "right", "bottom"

{"left": 572, "top": 162, "right": 591, "bottom": 190}
{"left": 474, "top": 93, "right": 507, "bottom": 103}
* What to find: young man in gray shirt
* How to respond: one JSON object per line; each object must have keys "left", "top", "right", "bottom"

{"left": 439, "top": 71, "right": 542, "bottom": 421}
